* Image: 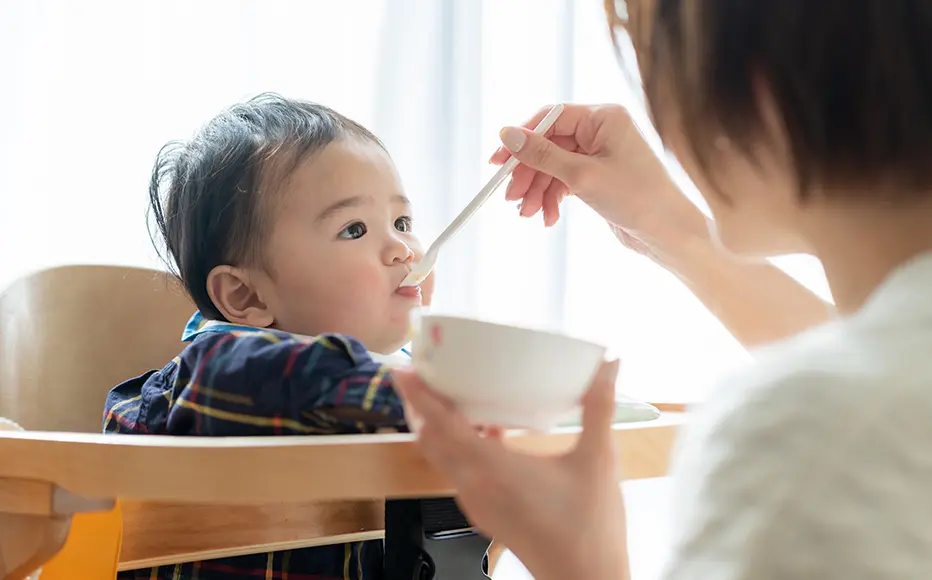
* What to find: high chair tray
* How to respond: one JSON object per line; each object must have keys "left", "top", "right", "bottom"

{"left": 0, "top": 414, "right": 684, "bottom": 507}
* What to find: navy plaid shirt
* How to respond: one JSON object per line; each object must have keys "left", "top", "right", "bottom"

{"left": 104, "top": 315, "right": 408, "bottom": 579}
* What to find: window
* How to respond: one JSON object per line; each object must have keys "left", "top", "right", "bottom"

{"left": 0, "top": 0, "right": 829, "bottom": 403}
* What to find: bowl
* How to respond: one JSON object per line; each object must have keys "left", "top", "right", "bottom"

{"left": 409, "top": 313, "right": 608, "bottom": 430}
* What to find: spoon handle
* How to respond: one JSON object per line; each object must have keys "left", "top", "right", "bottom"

{"left": 429, "top": 104, "right": 565, "bottom": 252}
{"left": 430, "top": 158, "right": 518, "bottom": 251}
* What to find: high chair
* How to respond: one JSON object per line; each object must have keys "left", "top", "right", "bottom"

{"left": 0, "top": 265, "right": 685, "bottom": 579}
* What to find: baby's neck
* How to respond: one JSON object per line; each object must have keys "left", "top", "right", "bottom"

{"left": 270, "top": 323, "right": 406, "bottom": 356}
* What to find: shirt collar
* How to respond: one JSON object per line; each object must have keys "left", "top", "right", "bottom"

{"left": 181, "top": 311, "right": 254, "bottom": 341}
{"left": 860, "top": 249, "right": 932, "bottom": 322}
{"left": 181, "top": 311, "right": 411, "bottom": 358}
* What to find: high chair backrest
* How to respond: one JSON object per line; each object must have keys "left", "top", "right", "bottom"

{"left": 0, "top": 265, "right": 193, "bottom": 432}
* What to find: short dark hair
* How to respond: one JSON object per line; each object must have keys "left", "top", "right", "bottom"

{"left": 148, "top": 93, "right": 384, "bottom": 320}
{"left": 606, "top": 0, "right": 932, "bottom": 199}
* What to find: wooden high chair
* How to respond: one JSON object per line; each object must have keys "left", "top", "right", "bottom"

{"left": 0, "top": 265, "right": 685, "bottom": 579}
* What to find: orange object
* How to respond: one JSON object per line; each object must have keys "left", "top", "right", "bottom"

{"left": 39, "top": 503, "right": 123, "bottom": 580}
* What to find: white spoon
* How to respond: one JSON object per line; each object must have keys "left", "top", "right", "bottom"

{"left": 399, "top": 103, "right": 565, "bottom": 288}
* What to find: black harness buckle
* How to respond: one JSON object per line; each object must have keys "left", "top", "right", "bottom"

{"left": 384, "top": 498, "right": 493, "bottom": 579}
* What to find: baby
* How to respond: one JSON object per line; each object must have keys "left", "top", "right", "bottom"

{"left": 103, "top": 93, "right": 431, "bottom": 579}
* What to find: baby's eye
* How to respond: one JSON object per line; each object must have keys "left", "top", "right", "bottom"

{"left": 395, "top": 216, "right": 413, "bottom": 233}
{"left": 338, "top": 222, "right": 367, "bottom": 240}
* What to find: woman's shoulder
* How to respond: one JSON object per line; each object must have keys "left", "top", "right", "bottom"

{"left": 714, "top": 309, "right": 928, "bottom": 417}
{"left": 664, "top": 308, "right": 932, "bottom": 578}
{"left": 676, "top": 312, "right": 932, "bottom": 480}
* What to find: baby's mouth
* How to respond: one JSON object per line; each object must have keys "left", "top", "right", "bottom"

{"left": 395, "top": 285, "right": 422, "bottom": 300}
{"left": 395, "top": 265, "right": 414, "bottom": 289}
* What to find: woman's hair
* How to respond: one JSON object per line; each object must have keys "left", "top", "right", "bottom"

{"left": 149, "top": 93, "right": 383, "bottom": 320}
{"left": 605, "top": 0, "right": 932, "bottom": 199}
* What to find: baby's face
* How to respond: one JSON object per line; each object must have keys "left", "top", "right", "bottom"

{"left": 254, "top": 138, "right": 426, "bottom": 353}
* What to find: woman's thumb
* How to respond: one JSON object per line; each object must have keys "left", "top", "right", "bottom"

{"left": 573, "top": 359, "right": 621, "bottom": 460}
{"left": 499, "top": 126, "right": 588, "bottom": 187}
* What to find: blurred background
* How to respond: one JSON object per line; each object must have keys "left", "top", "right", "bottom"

{"left": 0, "top": 0, "right": 830, "bottom": 406}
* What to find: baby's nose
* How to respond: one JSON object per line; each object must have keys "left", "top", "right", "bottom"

{"left": 389, "top": 238, "right": 415, "bottom": 264}
{"left": 398, "top": 246, "right": 415, "bottom": 263}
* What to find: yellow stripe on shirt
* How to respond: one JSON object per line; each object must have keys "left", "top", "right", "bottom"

{"left": 174, "top": 399, "right": 335, "bottom": 434}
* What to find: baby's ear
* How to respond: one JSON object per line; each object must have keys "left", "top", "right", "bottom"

{"left": 206, "top": 265, "right": 274, "bottom": 328}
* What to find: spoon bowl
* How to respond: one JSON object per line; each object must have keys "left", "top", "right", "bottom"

{"left": 399, "top": 104, "right": 565, "bottom": 288}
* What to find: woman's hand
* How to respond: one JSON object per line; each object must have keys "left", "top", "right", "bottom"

{"left": 491, "top": 103, "right": 708, "bottom": 258}
{"left": 492, "top": 104, "right": 834, "bottom": 348}
{"left": 392, "top": 361, "right": 630, "bottom": 580}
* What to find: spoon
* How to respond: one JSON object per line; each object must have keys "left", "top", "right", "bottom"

{"left": 399, "top": 103, "right": 565, "bottom": 288}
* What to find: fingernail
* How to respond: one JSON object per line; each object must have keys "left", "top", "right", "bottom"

{"left": 597, "top": 359, "right": 621, "bottom": 383}
{"left": 499, "top": 127, "right": 527, "bottom": 153}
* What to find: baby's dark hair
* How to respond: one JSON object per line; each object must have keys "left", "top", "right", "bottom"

{"left": 148, "top": 93, "right": 384, "bottom": 320}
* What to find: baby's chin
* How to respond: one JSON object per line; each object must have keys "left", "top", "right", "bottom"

{"left": 367, "top": 334, "right": 409, "bottom": 355}
{"left": 365, "top": 321, "right": 414, "bottom": 355}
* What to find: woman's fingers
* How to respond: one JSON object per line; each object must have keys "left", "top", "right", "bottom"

{"left": 498, "top": 127, "right": 593, "bottom": 190}
{"left": 488, "top": 105, "right": 556, "bottom": 164}
{"left": 519, "top": 171, "right": 554, "bottom": 217}
{"left": 572, "top": 359, "right": 621, "bottom": 465}
{"left": 540, "top": 179, "right": 568, "bottom": 227}
{"left": 392, "top": 368, "right": 493, "bottom": 475}
{"left": 490, "top": 134, "right": 581, "bottom": 167}
{"left": 392, "top": 368, "right": 455, "bottom": 426}
{"left": 488, "top": 103, "right": 594, "bottom": 164}
{"left": 505, "top": 164, "right": 536, "bottom": 202}
{"left": 490, "top": 105, "right": 584, "bottom": 227}
{"left": 479, "top": 425, "right": 506, "bottom": 441}
{"left": 550, "top": 134, "right": 583, "bottom": 152}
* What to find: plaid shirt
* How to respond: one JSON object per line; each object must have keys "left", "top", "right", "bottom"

{"left": 103, "top": 313, "right": 408, "bottom": 580}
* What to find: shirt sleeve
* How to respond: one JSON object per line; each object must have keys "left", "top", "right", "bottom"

{"left": 102, "top": 369, "right": 159, "bottom": 433}
{"left": 165, "top": 331, "right": 406, "bottom": 436}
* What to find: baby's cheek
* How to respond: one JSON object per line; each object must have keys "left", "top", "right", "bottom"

{"left": 308, "top": 265, "right": 380, "bottom": 307}
{"left": 312, "top": 281, "right": 381, "bottom": 336}
{"left": 330, "top": 266, "right": 392, "bottom": 314}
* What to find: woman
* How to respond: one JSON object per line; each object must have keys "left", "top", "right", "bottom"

{"left": 393, "top": 0, "right": 932, "bottom": 578}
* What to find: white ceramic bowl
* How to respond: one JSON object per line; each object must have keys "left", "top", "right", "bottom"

{"left": 409, "top": 313, "right": 608, "bottom": 430}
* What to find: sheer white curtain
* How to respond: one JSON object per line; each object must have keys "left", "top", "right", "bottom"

{"left": 0, "top": 0, "right": 829, "bottom": 402}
